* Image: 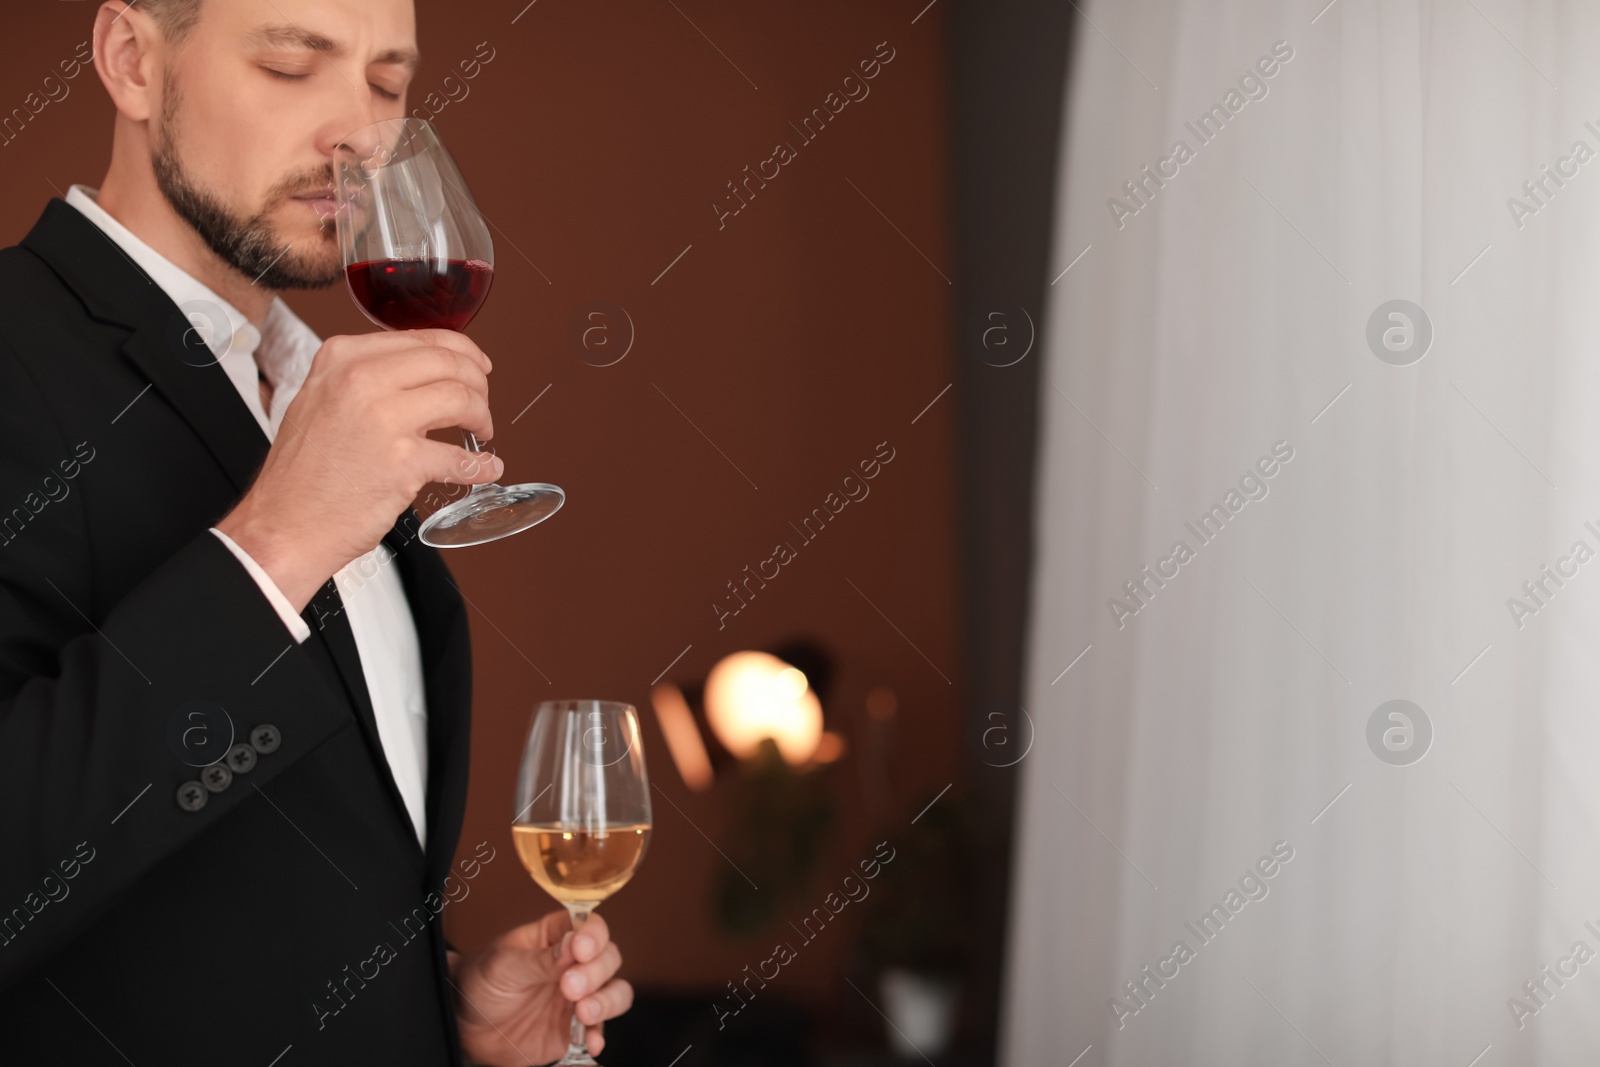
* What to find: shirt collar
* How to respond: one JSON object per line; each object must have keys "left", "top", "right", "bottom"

{"left": 64, "top": 184, "right": 320, "bottom": 439}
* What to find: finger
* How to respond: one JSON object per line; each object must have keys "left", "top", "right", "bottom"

{"left": 586, "top": 1028, "right": 607, "bottom": 1058}
{"left": 418, "top": 441, "right": 503, "bottom": 487}
{"left": 394, "top": 381, "right": 494, "bottom": 440}
{"left": 485, "top": 912, "right": 572, "bottom": 956}
{"left": 333, "top": 329, "right": 493, "bottom": 374}
{"left": 570, "top": 913, "right": 611, "bottom": 963}
{"left": 561, "top": 941, "right": 621, "bottom": 1003}
{"left": 471, "top": 914, "right": 575, "bottom": 992}
{"left": 383, "top": 347, "right": 490, "bottom": 395}
{"left": 406, "top": 328, "right": 493, "bottom": 373}
{"left": 575, "top": 977, "right": 633, "bottom": 1026}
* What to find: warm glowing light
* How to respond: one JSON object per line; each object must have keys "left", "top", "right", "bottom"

{"left": 812, "top": 731, "right": 847, "bottom": 764}
{"left": 704, "top": 651, "right": 824, "bottom": 765}
{"left": 650, "top": 682, "right": 715, "bottom": 792}
{"left": 777, "top": 667, "right": 806, "bottom": 699}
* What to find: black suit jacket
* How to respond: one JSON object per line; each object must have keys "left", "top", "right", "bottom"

{"left": 0, "top": 198, "right": 476, "bottom": 1065}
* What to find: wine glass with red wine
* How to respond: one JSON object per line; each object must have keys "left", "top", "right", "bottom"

{"left": 332, "top": 118, "right": 563, "bottom": 548}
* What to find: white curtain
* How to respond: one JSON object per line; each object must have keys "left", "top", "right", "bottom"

{"left": 1004, "top": 2, "right": 1600, "bottom": 1064}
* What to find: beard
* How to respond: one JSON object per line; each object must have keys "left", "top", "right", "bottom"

{"left": 150, "top": 76, "right": 342, "bottom": 291}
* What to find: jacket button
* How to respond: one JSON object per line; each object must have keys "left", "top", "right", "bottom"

{"left": 225, "top": 743, "right": 258, "bottom": 774}
{"left": 250, "top": 724, "right": 281, "bottom": 755}
{"left": 176, "top": 780, "right": 208, "bottom": 811}
{"left": 201, "top": 763, "right": 233, "bottom": 793}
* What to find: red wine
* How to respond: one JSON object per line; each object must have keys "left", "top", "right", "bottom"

{"left": 345, "top": 258, "right": 493, "bottom": 331}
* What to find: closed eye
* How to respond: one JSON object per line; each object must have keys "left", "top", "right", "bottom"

{"left": 264, "top": 66, "right": 402, "bottom": 101}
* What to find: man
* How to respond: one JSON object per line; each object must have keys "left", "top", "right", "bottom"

{"left": 0, "top": 1, "right": 631, "bottom": 1063}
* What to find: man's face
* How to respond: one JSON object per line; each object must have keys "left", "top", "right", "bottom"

{"left": 149, "top": 0, "right": 417, "bottom": 290}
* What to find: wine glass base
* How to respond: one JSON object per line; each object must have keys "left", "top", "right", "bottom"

{"left": 558, "top": 1047, "right": 600, "bottom": 1067}
{"left": 419, "top": 482, "right": 565, "bottom": 548}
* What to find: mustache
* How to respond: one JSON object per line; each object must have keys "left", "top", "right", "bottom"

{"left": 274, "top": 167, "right": 336, "bottom": 201}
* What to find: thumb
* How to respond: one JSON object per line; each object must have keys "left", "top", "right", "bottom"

{"left": 454, "top": 448, "right": 503, "bottom": 484}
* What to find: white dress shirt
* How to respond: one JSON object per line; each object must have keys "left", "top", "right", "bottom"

{"left": 66, "top": 184, "right": 431, "bottom": 849}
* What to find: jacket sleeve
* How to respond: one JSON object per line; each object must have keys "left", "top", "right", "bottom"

{"left": 0, "top": 350, "right": 350, "bottom": 991}
{"left": 211, "top": 528, "right": 313, "bottom": 643}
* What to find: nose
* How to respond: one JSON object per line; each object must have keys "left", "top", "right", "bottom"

{"left": 325, "top": 120, "right": 378, "bottom": 164}
{"left": 320, "top": 83, "right": 387, "bottom": 167}
{"left": 323, "top": 115, "right": 386, "bottom": 201}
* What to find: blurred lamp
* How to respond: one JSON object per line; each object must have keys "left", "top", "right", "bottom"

{"left": 703, "top": 650, "right": 824, "bottom": 765}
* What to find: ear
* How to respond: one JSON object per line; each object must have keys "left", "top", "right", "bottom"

{"left": 93, "top": 1, "right": 166, "bottom": 123}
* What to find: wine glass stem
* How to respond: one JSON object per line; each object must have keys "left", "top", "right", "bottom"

{"left": 566, "top": 907, "right": 593, "bottom": 1059}
{"left": 460, "top": 430, "right": 499, "bottom": 492}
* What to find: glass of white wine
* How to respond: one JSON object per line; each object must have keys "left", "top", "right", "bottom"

{"left": 513, "top": 699, "right": 652, "bottom": 1066}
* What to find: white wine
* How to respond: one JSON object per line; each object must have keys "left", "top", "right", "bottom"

{"left": 513, "top": 823, "right": 651, "bottom": 908}
{"left": 513, "top": 701, "right": 653, "bottom": 1067}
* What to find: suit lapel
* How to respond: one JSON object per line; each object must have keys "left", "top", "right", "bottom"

{"left": 384, "top": 516, "right": 472, "bottom": 888}
{"left": 120, "top": 325, "right": 272, "bottom": 494}
{"left": 23, "top": 197, "right": 435, "bottom": 861}
{"left": 24, "top": 199, "right": 271, "bottom": 495}
{"left": 302, "top": 571, "right": 423, "bottom": 859}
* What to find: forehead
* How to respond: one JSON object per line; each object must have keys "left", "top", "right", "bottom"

{"left": 197, "top": 0, "right": 417, "bottom": 66}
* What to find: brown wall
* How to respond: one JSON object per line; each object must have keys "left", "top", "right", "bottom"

{"left": 0, "top": 0, "right": 961, "bottom": 1007}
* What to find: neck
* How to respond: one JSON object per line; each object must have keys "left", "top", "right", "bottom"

{"left": 94, "top": 137, "right": 276, "bottom": 327}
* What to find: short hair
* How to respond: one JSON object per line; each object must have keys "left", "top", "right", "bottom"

{"left": 137, "top": 0, "right": 204, "bottom": 46}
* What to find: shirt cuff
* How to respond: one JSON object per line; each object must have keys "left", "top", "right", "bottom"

{"left": 210, "top": 528, "right": 312, "bottom": 644}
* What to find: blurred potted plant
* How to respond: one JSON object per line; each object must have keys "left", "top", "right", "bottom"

{"left": 715, "top": 736, "right": 835, "bottom": 934}
{"left": 858, "top": 790, "right": 973, "bottom": 1057}
{"left": 696, "top": 642, "right": 842, "bottom": 936}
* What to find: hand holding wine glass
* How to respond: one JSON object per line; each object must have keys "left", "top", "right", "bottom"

{"left": 332, "top": 118, "right": 564, "bottom": 548}
{"left": 215, "top": 327, "right": 503, "bottom": 611}
{"left": 450, "top": 908, "right": 632, "bottom": 1066}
